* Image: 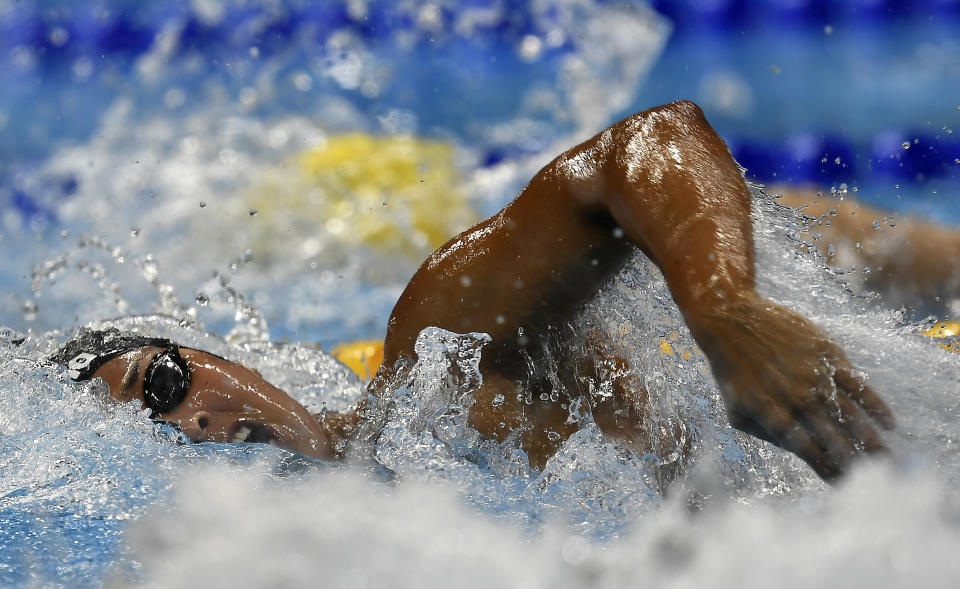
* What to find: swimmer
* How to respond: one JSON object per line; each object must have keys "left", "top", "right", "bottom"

{"left": 53, "top": 101, "right": 894, "bottom": 481}
{"left": 775, "top": 185, "right": 960, "bottom": 314}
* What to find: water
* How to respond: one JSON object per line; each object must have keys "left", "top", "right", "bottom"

{"left": 2, "top": 1, "right": 960, "bottom": 587}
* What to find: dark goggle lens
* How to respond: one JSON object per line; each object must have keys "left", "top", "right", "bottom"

{"left": 143, "top": 348, "right": 191, "bottom": 415}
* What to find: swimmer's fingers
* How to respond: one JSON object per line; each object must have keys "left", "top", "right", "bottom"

{"left": 799, "top": 403, "right": 858, "bottom": 472}
{"left": 790, "top": 372, "right": 889, "bottom": 480}
{"left": 730, "top": 399, "right": 839, "bottom": 480}
{"left": 834, "top": 367, "right": 895, "bottom": 430}
{"left": 831, "top": 392, "right": 889, "bottom": 455}
{"left": 772, "top": 411, "right": 842, "bottom": 481}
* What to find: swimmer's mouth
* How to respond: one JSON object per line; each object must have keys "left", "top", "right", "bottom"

{"left": 228, "top": 421, "right": 284, "bottom": 446}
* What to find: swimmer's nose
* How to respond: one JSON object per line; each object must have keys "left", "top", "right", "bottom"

{"left": 173, "top": 406, "right": 335, "bottom": 460}
{"left": 193, "top": 411, "right": 213, "bottom": 432}
{"left": 178, "top": 410, "right": 215, "bottom": 440}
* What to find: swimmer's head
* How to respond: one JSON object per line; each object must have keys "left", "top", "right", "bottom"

{"left": 52, "top": 328, "right": 336, "bottom": 459}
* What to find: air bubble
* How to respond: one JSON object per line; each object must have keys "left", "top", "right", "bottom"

{"left": 249, "top": 209, "right": 258, "bottom": 216}
{"left": 195, "top": 293, "right": 210, "bottom": 306}
{"left": 902, "top": 142, "right": 911, "bottom": 150}
{"left": 22, "top": 299, "right": 38, "bottom": 321}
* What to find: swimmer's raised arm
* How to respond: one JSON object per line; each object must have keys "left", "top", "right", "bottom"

{"left": 380, "top": 100, "right": 894, "bottom": 479}
{"left": 597, "top": 102, "right": 896, "bottom": 479}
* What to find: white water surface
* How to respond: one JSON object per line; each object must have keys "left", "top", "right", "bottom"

{"left": 4, "top": 187, "right": 960, "bottom": 588}
{"left": 2, "top": 1, "right": 960, "bottom": 587}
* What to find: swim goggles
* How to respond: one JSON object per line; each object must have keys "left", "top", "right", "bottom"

{"left": 52, "top": 328, "right": 192, "bottom": 416}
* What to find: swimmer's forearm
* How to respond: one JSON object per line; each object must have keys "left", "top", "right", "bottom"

{"left": 601, "top": 101, "right": 758, "bottom": 313}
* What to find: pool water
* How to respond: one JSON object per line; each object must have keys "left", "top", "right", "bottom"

{"left": 2, "top": 1, "right": 960, "bottom": 587}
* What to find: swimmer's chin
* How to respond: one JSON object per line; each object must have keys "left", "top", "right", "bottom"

{"left": 183, "top": 417, "right": 343, "bottom": 461}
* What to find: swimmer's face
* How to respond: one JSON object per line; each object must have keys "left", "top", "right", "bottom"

{"left": 91, "top": 346, "right": 333, "bottom": 459}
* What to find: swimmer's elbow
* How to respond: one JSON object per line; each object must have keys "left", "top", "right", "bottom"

{"left": 668, "top": 99, "right": 704, "bottom": 116}
{"left": 637, "top": 100, "right": 705, "bottom": 122}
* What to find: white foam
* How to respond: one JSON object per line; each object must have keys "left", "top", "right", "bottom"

{"left": 116, "top": 460, "right": 960, "bottom": 588}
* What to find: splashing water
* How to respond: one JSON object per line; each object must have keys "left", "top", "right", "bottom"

{"left": 6, "top": 187, "right": 960, "bottom": 587}
{"left": 3, "top": 1, "right": 960, "bottom": 587}
{"left": 23, "top": 187, "right": 955, "bottom": 589}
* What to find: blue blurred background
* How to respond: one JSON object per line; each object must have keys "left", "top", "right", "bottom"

{"left": 0, "top": 0, "right": 958, "bottom": 344}
{"left": 2, "top": 0, "right": 957, "bottom": 226}
{"left": 0, "top": 5, "right": 957, "bottom": 585}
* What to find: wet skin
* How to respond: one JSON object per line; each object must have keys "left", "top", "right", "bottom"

{"left": 377, "top": 100, "right": 894, "bottom": 479}
{"left": 91, "top": 347, "right": 337, "bottom": 459}
{"left": 89, "top": 101, "right": 895, "bottom": 480}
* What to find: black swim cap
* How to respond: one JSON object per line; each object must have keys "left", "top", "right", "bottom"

{"left": 50, "top": 327, "right": 176, "bottom": 381}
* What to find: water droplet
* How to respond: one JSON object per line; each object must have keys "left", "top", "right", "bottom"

{"left": 492, "top": 394, "right": 505, "bottom": 407}
{"left": 902, "top": 141, "right": 911, "bottom": 150}
{"left": 22, "top": 299, "right": 38, "bottom": 321}
{"left": 834, "top": 157, "right": 841, "bottom": 165}
{"left": 872, "top": 220, "right": 880, "bottom": 230}
{"left": 292, "top": 72, "right": 313, "bottom": 92}
{"left": 249, "top": 209, "right": 258, "bottom": 216}
{"left": 547, "top": 431, "right": 561, "bottom": 442}
{"left": 459, "top": 275, "right": 472, "bottom": 287}
{"left": 827, "top": 243, "right": 836, "bottom": 256}
{"left": 130, "top": 228, "right": 140, "bottom": 237}
{"left": 199, "top": 201, "right": 207, "bottom": 208}
{"left": 142, "top": 259, "right": 159, "bottom": 283}
{"left": 195, "top": 293, "right": 209, "bottom": 306}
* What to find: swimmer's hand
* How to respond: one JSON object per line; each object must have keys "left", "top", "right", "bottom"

{"left": 687, "top": 294, "right": 895, "bottom": 480}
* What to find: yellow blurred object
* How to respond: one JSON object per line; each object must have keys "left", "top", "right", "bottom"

{"left": 245, "top": 134, "right": 476, "bottom": 264}
{"left": 658, "top": 338, "right": 674, "bottom": 356}
{"left": 331, "top": 340, "right": 385, "bottom": 381}
{"left": 658, "top": 332, "right": 693, "bottom": 359}
{"left": 921, "top": 321, "right": 960, "bottom": 352}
